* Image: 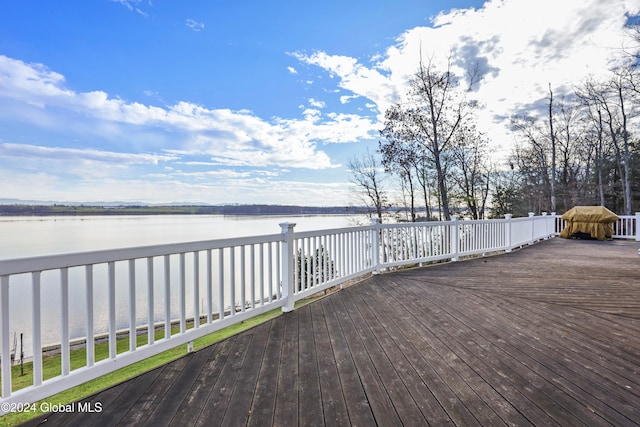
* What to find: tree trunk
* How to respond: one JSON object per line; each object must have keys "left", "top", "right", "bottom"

{"left": 433, "top": 151, "right": 450, "bottom": 220}
{"left": 548, "top": 84, "right": 557, "bottom": 212}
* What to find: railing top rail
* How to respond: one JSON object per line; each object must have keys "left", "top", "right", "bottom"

{"left": 294, "top": 224, "right": 372, "bottom": 239}
{"left": 511, "top": 216, "right": 541, "bottom": 222}
{"left": 0, "top": 233, "right": 283, "bottom": 276}
{"left": 379, "top": 217, "right": 510, "bottom": 228}
{"left": 454, "top": 217, "right": 507, "bottom": 224}
{"left": 379, "top": 221, "right": 448, "bottom": 229}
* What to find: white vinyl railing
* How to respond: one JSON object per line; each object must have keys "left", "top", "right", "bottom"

{"left": 612, "top": 215, "right": 637, "bottom": 239}
{"left": 0, "top": 233, "right": 287, "bottom": 412}
{"left": 1, "top": 211, "right": 634, "bottom": 413}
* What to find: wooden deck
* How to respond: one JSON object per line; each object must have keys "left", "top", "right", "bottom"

{"left": 23, "top": 238, "right": 640, "bottom": 426}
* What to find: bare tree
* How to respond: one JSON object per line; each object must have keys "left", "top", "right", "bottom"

{"left": 609, "top": 67, "right": 637, "bottom": 215}
{"left": 450, "top": 124, "right": 491, "bottom": 219}
{"left": 510, "top": 114, "right": 552, "bottom": 213}
{"left": 576, "top": 78, "right": 612, "bottom": 207}
{"left": 582, "top": 69, "right": 637, "bottom": 214}
{"left": 347, "top": 150, "right": 389, "bottom": 222}
{"left": 413, "top": 155, "right": 436, "bottom": 220}
{"left": 511, "top": 84, "right": 560, "bottom": 213}
{"left": 378, "top": 125, "right": 422, "bottom": 221}
{"left": 554, "top": 95, "right": 589, "bottom": 208}
{"left": 509, "top": 69, "right": 640, "bottom": 215}
{"left": 490, "top": 161, "right": 524, "bottom": 217}
{"left": 380, "top": 55, "right": 475, "bottom": 220}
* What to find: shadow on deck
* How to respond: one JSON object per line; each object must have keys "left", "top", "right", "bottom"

{"left": 23, "top": 238, "right": 640, "bottom": 426}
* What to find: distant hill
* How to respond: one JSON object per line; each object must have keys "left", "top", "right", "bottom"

{"left": 0, "top": 203, "right": 370, "bottom": 216}
{"left": 0, "top": 199, "right": 188, "bottom": 207}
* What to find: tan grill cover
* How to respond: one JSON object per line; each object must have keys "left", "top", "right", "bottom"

{"left": 559, "top": 206, "right": 618, "bottom": 240}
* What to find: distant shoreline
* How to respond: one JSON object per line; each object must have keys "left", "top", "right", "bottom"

{"left": 0, "top": 204, "right": 371, "bottom": 217}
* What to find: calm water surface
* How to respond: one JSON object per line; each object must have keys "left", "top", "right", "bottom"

{"left": 0, "top": 214, "right": 365, "bottom": 259}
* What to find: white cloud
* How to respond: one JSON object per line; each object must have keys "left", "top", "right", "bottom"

{"left": 0, "top": 166, "right": 351, "bottom": 205}
{"left": 340, "top": 95, "right": 359, "bottom": 104}
{"left": 287, "top": 66, "right": 298, "bottom": 74}
{"left": 0, "top": 142, "right": 179, "bottom": 183}
{"left": 111, "top": 0, "right": 149, "bottom": 17}
{"left": 308, "top": 98, "right": 325, "bottom": 108}
{"left": 170, "top": 169, "right": 253, "bottom": 179}
{"left": 0, "top": 142, "right": 175, "bottom": 165}
{"left": 294, "top": 0, "right": 640, "bottom": 152}
{"left": 186, "top": 19, "right": 205, "bottom": 32}
{"left": 0, "top": 55, "right": 369, "bottom": 170}
{"left": 293, "top": 51, "right": 398, "bottom": 115}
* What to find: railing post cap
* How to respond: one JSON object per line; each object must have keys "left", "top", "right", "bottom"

{"left": 451, "top": 215, "right": 459, "bottom": 221}
{"left": 528, "top": 212, "right": 535, "bottom": 217}
{"left": 504, "top": 214, "right": 513, "bottom": 219}
{"left": 279, "top": 222, "right": 296, "bottom": 232}
{"left": 370, "top": 217, "right": 380, "bottom": 225}
{"left": 541, "top": 212, "right": 548, "bottom": 216}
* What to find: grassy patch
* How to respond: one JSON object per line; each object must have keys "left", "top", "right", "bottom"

{"left": 0, "top": 308, "right": 283, "bottom": 426}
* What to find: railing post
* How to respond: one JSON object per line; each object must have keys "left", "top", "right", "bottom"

{"left": 371, "top": 218, "right": 381, "bottom": 274}
{"left": 280, "top": 222, "right": 296, "bottom": 313}
{"left": 108, "top": 262, "right": 116, "bottom": 360}
{"left": 1, "top": 276, "right": 10, "bottom": 398}
{"left": 528, "top": 212, "right": 535, "bottom": 244}
{"left": 32, "top": 271, "right": 42, "bottom": 387}
{"left": 549, "top": 212, "right": 556, "bottom": 238}
{"left": 636, "top": 212, "right": 640, "bottom": 242}
{"left": 541, "top": 212, "right": 548, "bottom": 240}
{"left": 504, "top": 214, "right": 513, "bottom": 252}
{"left": 450, "top": 216, "right": 459, "bottom": 261}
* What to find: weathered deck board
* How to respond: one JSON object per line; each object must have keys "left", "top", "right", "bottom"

{"left": 246, "top": 316, "right": 283, "bottom": 426}
{"left": 21, "top": 238, "right": 640, "bottom": 426}
{"left": 310, "top": 301, "right": 350, "bottom": 426}
{"left": 320, "top": 296, "right": 376, "bottom": 426}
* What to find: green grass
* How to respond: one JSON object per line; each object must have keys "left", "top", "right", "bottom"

{"left": 0, "top": 308, "right": 285, "bottom": 426}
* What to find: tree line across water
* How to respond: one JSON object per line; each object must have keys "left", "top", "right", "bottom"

{"left": 0, "top": 204, "right": 371, "bottom": 216}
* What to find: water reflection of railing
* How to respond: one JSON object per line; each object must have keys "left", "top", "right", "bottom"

{"left": 1, "top": 212, "right": 633, "bottom": 411}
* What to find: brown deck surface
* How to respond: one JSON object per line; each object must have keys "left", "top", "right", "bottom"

{"left": 22, "top": 238, "right": 640, "bottom": 426}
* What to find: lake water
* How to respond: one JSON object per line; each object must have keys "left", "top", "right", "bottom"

{"left": 0, "top": 214, "right": 366, "bottom": 259}
{"left": 0, "top": 214, "right": 365, "bottom": 359}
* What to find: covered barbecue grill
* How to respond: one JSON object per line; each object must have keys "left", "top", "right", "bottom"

{"left": 559, "top": 206, "right": 619, "bottom": 240}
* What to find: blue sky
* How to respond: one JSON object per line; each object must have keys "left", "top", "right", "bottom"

{"left": 0, "top": 0, "right": 638, "bottom": 206}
